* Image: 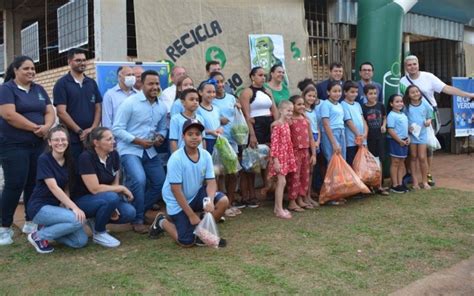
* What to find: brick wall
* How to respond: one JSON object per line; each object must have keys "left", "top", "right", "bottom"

{"left": 34, "top": 60, "right": 96, "bottom": 99}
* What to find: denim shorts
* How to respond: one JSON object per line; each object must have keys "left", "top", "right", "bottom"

{"left": 169, "top": 185, "right": 225, "bottom": 246}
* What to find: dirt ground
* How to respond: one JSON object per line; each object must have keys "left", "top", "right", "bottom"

{"left": 390, "top": 255, "right": 474, "bottom": 296}
{"left": 429, "top": 152, "right": 474, "bottom": 192}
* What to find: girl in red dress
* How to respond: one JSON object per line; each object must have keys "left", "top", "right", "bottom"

{"left": 268, "top": 101, "right": 297, "bottom": 219}
{"left": 287, "top": 95, "right": 317, "bottom": 212}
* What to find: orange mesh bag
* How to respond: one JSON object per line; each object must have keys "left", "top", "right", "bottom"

{"left": 319, "top": 153, "right": 370, "bottom": 204}
{"left": 352, "top": 145, "right": 381, "bottom": 188}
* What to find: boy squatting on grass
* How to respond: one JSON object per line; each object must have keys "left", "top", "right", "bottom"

{"left": 149, "top": 119, "right": 229, "bottom": 247}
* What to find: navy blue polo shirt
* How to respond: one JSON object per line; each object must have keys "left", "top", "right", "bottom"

{"left": 73, "top": 149, "right": 120, "bottom": 199}
{"left": 0, "top": 80, "right": 51, "bottom": 144}
{"left": 53, "top": 72, "right": 102, "bottom": 143}
{"left": 27, "top": 152, "right": 69, "bottom": 219}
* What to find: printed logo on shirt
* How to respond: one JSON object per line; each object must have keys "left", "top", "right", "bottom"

{"left": 112, "top": 169, "right": 118, "bottom": 177}
{"left": 38, "top": 93, "right": 46, "bottom": 101}
{"left": 90, "top": 95, "right": 96, "bottom": 103}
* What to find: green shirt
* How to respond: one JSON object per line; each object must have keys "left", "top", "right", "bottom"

{"left": 264, "top": 82, "right": 289, "bottom": 106}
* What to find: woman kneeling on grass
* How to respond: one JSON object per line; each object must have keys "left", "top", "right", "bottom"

{"left": 73, "top": 127, "right": 136, "bottom": 248}
{"left": 27, "top": 125, "right": 88, "bottom": 254}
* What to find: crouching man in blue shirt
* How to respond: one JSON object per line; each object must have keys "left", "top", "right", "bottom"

{"left": 149, "top": 119, "right": 228, "bottom": 247}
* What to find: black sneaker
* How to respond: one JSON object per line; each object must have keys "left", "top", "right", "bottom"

{"left": 232, "top": 201, "right": 246, "bottom": 209}
{"left": 28, "top": 232, "right": 54, "bottom": 254}
{"left": 245, "top": 199, "right": 260, "bottom": 208}
{"left": 149, "top": 213, "right": 165, "bottom": 239}
{"left": 400, "top": 184, "right": 410, "bottom": 193}
{"left": 195, "top": 237, "right": 227, "bottom": 248}
{"left": 390, "top": 186, "right": 405, "bottom": 194}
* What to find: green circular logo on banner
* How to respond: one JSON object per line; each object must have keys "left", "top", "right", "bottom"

{"left": 206, "top": 46, "right": 227, "bottom": 69}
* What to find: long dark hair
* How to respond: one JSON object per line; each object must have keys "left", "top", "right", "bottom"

{"left": 46, "top": 125, "right": 75, "bottom": 193}
{"left": 302, "top": 85, "right": 318, "bottom": 110}
{"left": 403, "top": 84, "right": 421, "bottom": 111}
{"left": 268, "top": 64, "right": 283, "bottom": 82}
{"left": 386, "top": 94, "right": 402, "bottom": 114}
{"left": 5, "top": 55, "right": 34, "bottom": 82}
{"left": 85, "top": 127, "right": 111, "bottom": 151}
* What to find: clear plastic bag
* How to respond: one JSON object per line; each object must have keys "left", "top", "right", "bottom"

{"left": 194, "top": 198, "right": 220, "bottom": 248}
{"left": 214, "top": 136, "right": 240, "bottom": 174}
{"left": 242, "top": 148, "right": 261, "bottom": 174}
{"left": 426, "top": 125, "right": 441, "bottom": 151}
{"left": 257, "top": 144, "right": 270, "bottom": 169}
{"left": 230, "top": 108, "right": 249, "bottom": 145}
{"left": 212, "top": 149, "right": 225, "bottom": 176}
{"left": 352, "top": 146, "right": 382, "bottom": 188}
{"left": 319, "top": 153, "right": 370, "bottom": 204}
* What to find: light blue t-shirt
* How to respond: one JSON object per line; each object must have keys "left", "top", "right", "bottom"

{"left": 320, "top": 99, "right": 345, "bottom": 131}
{"left": 305, "top": 108, "right": 319, "bottom": 134}
{"left": 212, "top": 93, "right": 237, "bottom": 142}
{"left": 197, "top": 104, "right": 222, "bottom": 140}
{"left": 314, "top": 100, "right": 323, "bottom": 133}
{"left": 387, "top": 110, "right": 409, "bottom": 140}
{"left": 162, "top": 148, "right": 215, "bottom": 215}
{"left": 404, "top": 99, "right": 433, "bottom": 144}
{"left": 341, "top": 100, "right": 366, "bottom": 147}
{"left": 169, "top": 113, "right": 206, "bottom": 149}
{"left": 170, "top": 99, "right": 184, "bottom": 117}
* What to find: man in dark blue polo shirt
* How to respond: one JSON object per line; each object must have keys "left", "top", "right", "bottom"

{"left": 357, "top": 62, "right": 383, "bottom": 105}
{"left": 316, "top": 62, "right": 345, "bottom": 101}
{"left": 53, "top": 48, "right": 102, "bottom": 160}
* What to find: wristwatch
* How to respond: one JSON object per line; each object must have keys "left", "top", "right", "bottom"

{"left": 77, "top": 129, "right": 83, "bottom": 135}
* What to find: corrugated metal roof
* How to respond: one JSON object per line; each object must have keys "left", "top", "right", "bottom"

{"left": 404, "top": 13, "right": 464, "bottom": 41}
{"left": 328, "top": 0, "right": 464, "bottom": 41}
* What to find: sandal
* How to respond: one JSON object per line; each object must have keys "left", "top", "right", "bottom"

{"left": 275, "top": 210, "right": 292, "bottom": 219}
{"left": 288, "top": 206, "right": 305, "bottom": 212}
{"left": 231, "top": 207, "right": 242, "bottom": 215}
{"left": 422, "top": 183, "right": 431, "bottom": 190}
{"left": 225, "top": 208, "right": 236, "bottom": 217}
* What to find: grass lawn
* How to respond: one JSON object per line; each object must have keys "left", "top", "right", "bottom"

{"left": 1, "top": 188, "right": 473, "bottom": 295}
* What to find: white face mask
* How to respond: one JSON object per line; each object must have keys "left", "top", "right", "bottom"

{"left": 124, "top": 75, "right": 136, "bottom": 88}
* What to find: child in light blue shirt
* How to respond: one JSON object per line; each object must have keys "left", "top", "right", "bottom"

{"left": 169, "top": 89, "right": 206, "bottom": 153}
{"left": 341, "top": 81, "right": 368, "bottom": 166}
{"left": 151, "top": 119, "right": 229, "bottom": 247}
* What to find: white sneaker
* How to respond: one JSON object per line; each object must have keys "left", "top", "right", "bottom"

{"left": 93, "top": 232, "right": 120, "bottom": 248}
{"left": 22, "top": 221, "right": 38, "bottom": 234}
{"left": 0, "top": 227, "right": 13, "bottom": 245}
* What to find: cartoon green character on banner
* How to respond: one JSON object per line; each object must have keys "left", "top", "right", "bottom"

{"left": 251, "top": 36, "right": 282, "bottom": 73}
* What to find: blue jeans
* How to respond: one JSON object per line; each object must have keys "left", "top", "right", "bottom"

{"left": 33, "top": 205, "right": 88, "bottom": 248}
{"left": 0, "top": 141, "right": 43, "bottom": 227}
{"left": 321, "top": 128, "right": 346, "bottom": 163}
{"left": 75, "top": 192, "right": 135, "bottom": 232}
{"left": 121, "top": 153, "right": 165, "bottom": 224}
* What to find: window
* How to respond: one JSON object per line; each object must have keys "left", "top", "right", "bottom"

{"left": 57, "top": 0, "right": 89, "bottom": 53}
{"left": 21, "top": 22, "right": 40, "bottom": 62}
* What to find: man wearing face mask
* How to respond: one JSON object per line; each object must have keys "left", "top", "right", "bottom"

{"left": 102, "top": 66, "right": 137, "bottom": 128}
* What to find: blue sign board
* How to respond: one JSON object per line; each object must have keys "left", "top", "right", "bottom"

{"left": 452, "top": 78, "right": 474, "bottom": 137}
{"left": 95, "top": 62, "right": 169, "bottom": 97}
